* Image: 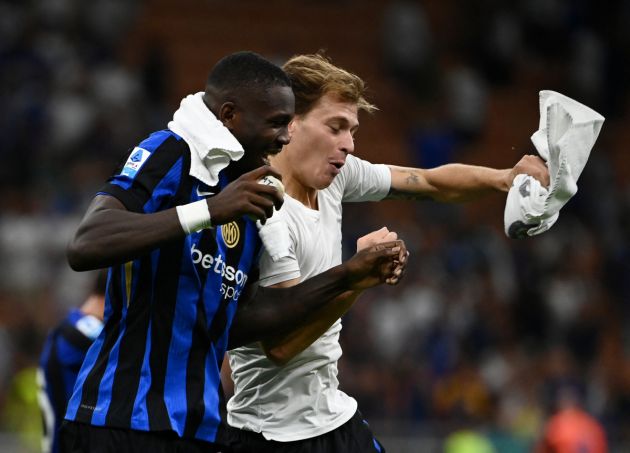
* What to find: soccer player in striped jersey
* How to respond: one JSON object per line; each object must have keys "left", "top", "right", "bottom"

{"left": 225, "top": 53, "right": 550, "bottom": 452}
{"left": 38, "top": 270, "right": 107, "bottom": 453}
{"left": 60, "top": 51, "right": 406, "bottom": 453}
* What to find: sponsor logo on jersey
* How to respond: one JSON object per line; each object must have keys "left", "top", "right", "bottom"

{"left": 190, "top": 243, "right": 248, "bottom": 300}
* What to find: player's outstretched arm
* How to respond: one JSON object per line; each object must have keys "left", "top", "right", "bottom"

{"left": 385, "top": 155, "right": 549, "bottom": 203}
{"left": 227, "top": 240, "right": 407, "bottom": 350}
{"left": 67, "top": 166, "right": 284, "bottom": 271}
{"left": 260, "top": 227, "right": 404, "bottom": 365}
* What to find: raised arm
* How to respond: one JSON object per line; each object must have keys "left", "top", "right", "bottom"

{"left": 67, "top": 165, "right": 284, "bottom": 271}
{"left": 385, "top": 155, "right": 549, "bottom": 203}
{"left": 227, "top": 239, "right": 407, "bottom": 350}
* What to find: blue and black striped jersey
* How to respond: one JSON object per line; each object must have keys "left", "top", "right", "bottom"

{"left": 38, "top": 309, "right": 103, "bottom": 453}
{"left": 64, "top": 130, "right": 262, "bottom": 443}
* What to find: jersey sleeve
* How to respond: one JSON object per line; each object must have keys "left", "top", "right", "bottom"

{"left": 337, "top": 154, "right": 392, "bottom": 202}
{"left": 257, "top": 252, "right": 301, "bottom": 287}
{"left": 257, "top": 209, "right": 301, "bottom": 287}
{"left": 98, "top": 132, "right": 185, "bottom": 214}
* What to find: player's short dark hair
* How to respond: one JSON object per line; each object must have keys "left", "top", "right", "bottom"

{"left": 206, "top": 51, "right": 290, "bottom": 95}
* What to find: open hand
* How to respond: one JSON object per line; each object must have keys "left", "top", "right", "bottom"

{"left": 206, "top": 165, "right": 284, "bottom": 225}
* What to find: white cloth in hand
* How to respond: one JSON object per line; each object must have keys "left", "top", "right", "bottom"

{"left": 256, "top": 214, "right": 293, "bottom": 262}
{"left": 504, "top": 90, "right": 604, "bottom": 238}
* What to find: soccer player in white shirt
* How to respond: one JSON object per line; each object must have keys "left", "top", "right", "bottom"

{"left": 226, "top": 53, "right": 550, "bottom": 453}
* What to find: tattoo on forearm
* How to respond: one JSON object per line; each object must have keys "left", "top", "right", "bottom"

{"left": 405, "top": 171, "right": 419, "bottom": 185}
{"left": 385, "top": 170, "right": 430, "bottom": 200}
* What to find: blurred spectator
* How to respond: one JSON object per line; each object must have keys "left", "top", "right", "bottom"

{"left": 37, "top": 270, "right": 106, "bottom": 453}
{"left": 535, "top": 383, "right": 607, "bottom": 453}
{"left": 2, "top": 0, "right": 630, "bottom": 450}
{"left": 380, "top": 0, "right": 438, "bottom": 101}
{"left": 444, "top": 429, "right": 496, "bottom": 453}
{"left": 0, "top": 323, "right": 44, "bottom": 453}
{"left": 443, "top": 65, "right": 488, "bottom": 142}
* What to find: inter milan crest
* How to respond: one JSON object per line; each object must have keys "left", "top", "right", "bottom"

{"left": 221, "top": 222, "right": 240, "bottom": 248}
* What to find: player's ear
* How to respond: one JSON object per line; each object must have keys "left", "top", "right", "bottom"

{"left": 219, "top": 102, "right": 237, "bottom": 129}
{"left": 288, "top": 117, "right": 299, "bottom": 134}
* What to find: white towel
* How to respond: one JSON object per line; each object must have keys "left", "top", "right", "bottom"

{"left": 504, "top": 90, "right": 605, "bottom": 238}
{"left": 254, "top": 176, "right": 291, "bottom": 261}
{"left": 168, "top": 92, "right": 291, "bottom": 259}
{"left": 256, "top": 216, "right": 292, "bottom": 261}
{"left": 168, "top": 92, "right": 244, "bottom": 187}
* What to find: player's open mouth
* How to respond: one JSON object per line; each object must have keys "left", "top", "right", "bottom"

{"left": 329, "top": 161, "right": 344, "bottom": 175}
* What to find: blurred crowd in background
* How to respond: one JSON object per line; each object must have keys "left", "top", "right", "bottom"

{"left": 1, "top": 0, "right": 629, "bottom": 452}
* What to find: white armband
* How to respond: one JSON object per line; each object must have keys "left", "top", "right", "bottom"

{"left": 176, "top": 200, "right": 212, "bottom": 234}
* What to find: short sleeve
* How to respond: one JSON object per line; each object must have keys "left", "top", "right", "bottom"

{"left": 336, "top": 155, "right": 391, "bottom": 202}
{"left": 98, "top": 132, "right": 185, "bottom": 213}
{"left": 257, "top": 251, "right": 301, "bottom": 287}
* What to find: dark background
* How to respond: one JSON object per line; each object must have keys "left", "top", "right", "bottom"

{"left": 0, "top": 1, "right": 629, "bottom": 451}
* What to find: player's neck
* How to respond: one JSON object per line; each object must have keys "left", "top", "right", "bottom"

{"left": 269, "top": 155, "right": 318, "bottom": 209}
{"left": 280, "top": 171, "right": 319, "bottom": 209}
{"left": 289, "top": 182, "right": 318, "bottom": 209}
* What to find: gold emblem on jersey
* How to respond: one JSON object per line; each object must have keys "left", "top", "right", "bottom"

{"left": 221, "top": 222, "right": 240, "bottom": 248}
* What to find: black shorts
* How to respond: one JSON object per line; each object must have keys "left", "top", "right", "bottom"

{"left": 59, "top": 421, "right": 231, "bottom": 453}
{"left": 222, "top": 410, "right": 386, "bottom": 453}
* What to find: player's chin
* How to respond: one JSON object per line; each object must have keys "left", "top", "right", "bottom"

{"left": 259, "top": 152, "right": 277, "bottom": 166}
{"left": 265, "top": 148, "right": 283, "bottom": 159}
{"left": 313, "top": 176, "right": 335, "bottom": 190}
{"left": 324, "top": 171, "right": 340, "bottom": 186}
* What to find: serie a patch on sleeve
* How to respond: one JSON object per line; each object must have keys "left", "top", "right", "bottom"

{"left": 121, "top": 147, "right": 151, "bottom": 178}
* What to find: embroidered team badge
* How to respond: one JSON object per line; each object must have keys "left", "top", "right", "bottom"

{"left": 121, "top": 147, "right": 151, "bottom": 178}
{"left": 221, "top": 222, "right": 240, "bottom": 248}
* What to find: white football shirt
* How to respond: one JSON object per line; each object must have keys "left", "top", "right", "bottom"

{"left": 227, "top": 155, "right": 391, "bottom": 441}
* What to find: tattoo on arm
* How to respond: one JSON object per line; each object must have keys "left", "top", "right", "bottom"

{"left": 405, "top": 171, "right": 420, "bottom": 186}
{"left": 385, "top": 170, "right": 431, "bottom": 200}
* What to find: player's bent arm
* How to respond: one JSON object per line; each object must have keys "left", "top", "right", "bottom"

{"left": 67, "top": 195, "right": 185, "bottom": 271}
{"left": 385, "top": 164, "right": 511, "bottom": 203}
{"left": 68, "top": 166, "right": 287, "bottom": 271}
{"left": 227, "top": 241, "right": 404, "bottom": 349}
{"left": 228, "top": 267, "right": 350, "bottom": 349}
{"left": 259, "top": 227, "right": 405, "bottom": 364}
{"left": 260, "top": 277, "right": 362, "bottom": 365}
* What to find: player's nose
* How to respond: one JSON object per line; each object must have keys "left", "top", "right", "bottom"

{"left": 340, "top": 131, "right": 355, "bottom": 155}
